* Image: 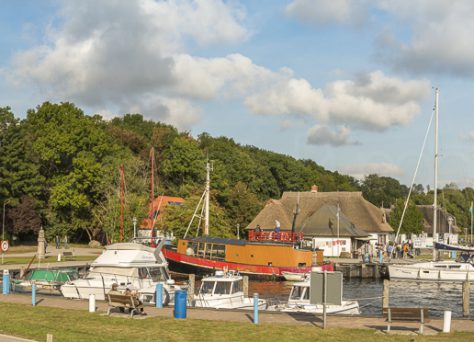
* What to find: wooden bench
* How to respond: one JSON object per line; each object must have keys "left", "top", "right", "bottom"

{"left": 107, "top": 293, "right": 144, "bottom": 317}
{"left": 383, "top": 307, "right": 430, "bottom": 334}
{"left": 62, "top": 251, "right": 74, "bottom": 260}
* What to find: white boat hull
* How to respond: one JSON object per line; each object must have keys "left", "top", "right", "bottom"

{"left": 389, "top": 262, "right": 474, "bottom": 281}
{"left": 268, "top": 300, "right": 359, "bottom": 315}
{"left": 193, "top": 295, "right": 267, "bottom": 310}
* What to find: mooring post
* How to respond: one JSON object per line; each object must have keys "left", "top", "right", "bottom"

{"left": 253, "top": 293, "right": 259, "bottom": 324}
{"left": 32, "top": 283, "right": 36, "bottom": 306}
{"left": 243, "top": 276, "right": 249, "bottom": 297}
{"left": 46, "top": 334, "right": 53, "bottom": 342}
{"left": 462, "top": 280, "right": 470, "bottom": 317}
{"left": 188, "top": 274, "right": 195, "bottom": 301}
{"left": 2, "top": 270, "right": 10, "bottom": 295}
{"left": 155, "top": 283, "right": 163, "bottom": 308}
{"left": 382, "top": 279, "right": 389, "bottom": 309}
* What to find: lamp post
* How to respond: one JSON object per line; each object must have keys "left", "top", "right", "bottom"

{"left": 2, "top": 199, "right": 11, "bottom": 264}
{"left": 448, "top": 216, "right": 453, "bottom": 236}
{"left": 133, "top": 217, "right": 137, "bottom": 240}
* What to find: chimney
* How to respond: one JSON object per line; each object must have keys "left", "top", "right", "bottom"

{"left": 310, "top": 185, "right": 318, "bottom": 193}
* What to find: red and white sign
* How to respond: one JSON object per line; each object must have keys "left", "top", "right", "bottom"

{"left": 1, "top": 240, "right": 9, "bottom": 252}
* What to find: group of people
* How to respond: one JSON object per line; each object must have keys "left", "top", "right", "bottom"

{"left": 357, "top": 240, "right": 420, "bottom": 263}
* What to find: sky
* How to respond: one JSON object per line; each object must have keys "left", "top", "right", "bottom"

{"left": 1, "top": 0, "right": 474, "bottom": 189}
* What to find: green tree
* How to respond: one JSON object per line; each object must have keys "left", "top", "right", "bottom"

{"left": 163, "top": 195, "right": 233, "bottom": 239}
{"left": 362, "top": 174, "right": 409, "bottom": 208}
{"left": 389, "top": 199, "right": 424, "bottom": 234}
{"left": 23, "top": 102, "right": 119, "bottom": 238}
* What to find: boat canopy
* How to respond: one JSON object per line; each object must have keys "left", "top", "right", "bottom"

{"left": 190, "top": 236, "right": 247, "bottom": 246}
{"left": 434, "top": 242, "right": 474, "bottom": 253}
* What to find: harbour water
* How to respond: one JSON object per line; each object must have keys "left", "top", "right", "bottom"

{"left": 249, "top": 278, "right": 474, "bottom": 317}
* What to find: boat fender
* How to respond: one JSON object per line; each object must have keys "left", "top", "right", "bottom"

{"left": 162, "top": 288, "right": 170, "bottom": 307}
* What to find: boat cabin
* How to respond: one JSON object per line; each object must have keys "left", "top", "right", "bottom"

{"left": 288, "top": 282, "right": 310, "bottom": 303}
{"left": 199, "top": 272, "right": 243, "bottom": 296}
{"left": 177, "top": 236, "right": 321, "bottom": 268}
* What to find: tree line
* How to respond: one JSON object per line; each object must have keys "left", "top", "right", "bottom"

{"left": 1, "top": 102, "right": 473, "bottom": 243}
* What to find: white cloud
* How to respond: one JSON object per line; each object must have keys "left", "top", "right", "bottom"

{"left": 377, "top": 0, "right": 474, "bottom": 76}
{"left": 307, "top": 125, "right": 355, "bottom": 147}
{"left": 285, "top": 0, "right": 368, "bottom": 27}
{"left": 6, "top": 0, "right": 248, "bottom": 126}
{"left": 245, "top": 70, "right": 430, "bottom": 131}
{"left": 469, "top": 131, "right": 474, "bottom": 142}
{"left": 340, "top": 162, "right": 405, "bottom": 180}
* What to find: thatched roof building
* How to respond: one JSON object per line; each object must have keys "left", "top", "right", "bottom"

{"left": 248, "top": 189, "right": 393, "bottom": 237}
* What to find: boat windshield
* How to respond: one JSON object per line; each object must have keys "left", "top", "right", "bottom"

{"left": 290, "top": 285, "right": 306, "bottom": 300}
{"left": 214, "top": 281, "right": 231, "bottom": 295}
{"left": 147, "top": 267, "right": 169, "bottom": 281}
{"left": 200, "top": 281, "right": 215, "bottom": 295}
{"left": 231, "top": 280, "right": 242, "bottom": 294}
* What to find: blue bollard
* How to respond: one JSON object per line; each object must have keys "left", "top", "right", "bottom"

{"left": 253, "top": 293, "right": 259, "bottom": 324}
{"left": 2, "top": 270, "right": 10, "bottom": 295}
{"left": 174, "top": 289, "right": 187, "bottom": 319}
{"left": 32, "top": 283, "right": 36, "bottom": 306}
{"left": 155, "top": 283, "right": 163, "bottom": 308}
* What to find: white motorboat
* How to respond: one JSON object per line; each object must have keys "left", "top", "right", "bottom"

{"left": 192, "top": 271, "right": 267, "bottom": 310}
{"left": 389, "top": 261, "right": 474, "bottom": 281}
{"left": 268, "top": 276, "right": 359, "bottom": 315}
{"left": 60, "top": 242, "right": 181, "bottom": 305}
{"left": 281, "top": 271, "right": 308, "bottom": 282}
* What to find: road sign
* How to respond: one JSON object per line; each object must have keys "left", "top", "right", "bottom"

{"left": 1, "top": 240, "right": 9, "bottom": 252}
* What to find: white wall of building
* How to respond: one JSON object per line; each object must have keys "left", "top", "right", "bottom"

{"left": 311, "top": 237, "right": 352, "bottom": 257}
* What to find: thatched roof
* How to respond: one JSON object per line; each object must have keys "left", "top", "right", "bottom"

{"left": 300, "top": 204, "right": 368, "bottom": 237}
{"left": 248, "top": 191, "right": 393, "bottom": 234}
{"left": 417, "top": 205, "right": 461, "bottom": 234}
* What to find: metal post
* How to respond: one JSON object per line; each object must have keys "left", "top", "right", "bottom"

{"left": 156, "top": 283, "right": 163, "bottom": 308}
{"left": 471, "top": 201, "right": 473, "bottom": 245}
{"left": 32, "top": 283, "right": 36, "bottom": 306}
{"left": 253, "top": 293, "right": 259, "bottom": 324}
{"left": 323, "top": 271, "right": 327, "bottom": 329}
{"left": 133, "top": 217, "right": 137, "bottom": 240}
{"left": 432, "top": 88, "right": 439, "bottom": 261}
{"left": 2, "top": 270, "right": 9, "bottom": 295}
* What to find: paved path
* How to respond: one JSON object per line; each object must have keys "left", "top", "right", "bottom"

{"left": 0, "top": 334, "right": 37, "bottom": 342}
{"left": 0, "top": 293, "right": 473, "bottom": 336}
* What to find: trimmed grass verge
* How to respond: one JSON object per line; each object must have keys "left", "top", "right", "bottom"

{"left": 0, "top": 302, "right": 471, "bottom": 342}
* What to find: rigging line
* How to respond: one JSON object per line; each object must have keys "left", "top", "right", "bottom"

{"left": 183, "top": 190, "right": 206, "bottom": 239}
{"left": 390, "top": 108, "right": 435, "bottom": 259}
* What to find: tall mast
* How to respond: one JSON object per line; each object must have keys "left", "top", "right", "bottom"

{"left": 204, "top": 161, "right": 211, "bottom": 236}
{"left": 150, "top": 147, "right": 155, "bottom": 246}
{"left": 432, "top": 88, "right": 439, "bottom": 261}
{"left": 120, "top": 164, "right": 125, "bottom": 242}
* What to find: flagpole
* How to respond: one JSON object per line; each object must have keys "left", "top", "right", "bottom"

{"left": 470, "top": 201, "right": 473, "bottom": 245}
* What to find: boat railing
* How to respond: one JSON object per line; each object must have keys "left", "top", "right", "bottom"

{"left": 248, "top": 230, "right": 303, "bottom": 243}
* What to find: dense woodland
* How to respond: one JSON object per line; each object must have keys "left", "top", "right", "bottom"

{"left": 1, "top": 102, "right": 473, "bottom": 244}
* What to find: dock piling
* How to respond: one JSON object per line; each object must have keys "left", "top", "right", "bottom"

{"left": 382, "top": 279, "right": 389, "bottom": 309}
{"left": 188, "top": 274, "right": 195, "bottom": 302}
{"left": 462, "top": 280, "right": 470, "bottom": 317}
{"left": 243, "top": 276, "right": 249, "bottom": 297}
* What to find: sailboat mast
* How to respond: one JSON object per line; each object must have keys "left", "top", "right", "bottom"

{"left": 432, "top": 88, "right": 439, "bottom": 261}
{"left": 120, "top": 164, "right": 125, "bottom": 242}
{"left": 150, "top": 147, "right": 155, "bottom": 246}
{"left": 204, "top": 161, "right": 210, "bottom": 236}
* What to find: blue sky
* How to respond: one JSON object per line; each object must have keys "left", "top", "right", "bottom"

{"left": 1, "top": 0, "right": 473, "bottom": 189}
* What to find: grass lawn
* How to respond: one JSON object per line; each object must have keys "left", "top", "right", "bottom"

{"left": 0, "top": 255, "right": 96, "bottom": 265}
{"left": 0, "top": 302, "right": 471, "bottom": 342}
